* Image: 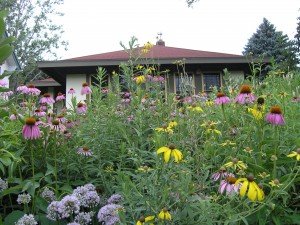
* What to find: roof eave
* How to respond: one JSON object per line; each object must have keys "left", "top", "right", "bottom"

{"left": 38, "top": 56, "right": 262, "bottom": 68}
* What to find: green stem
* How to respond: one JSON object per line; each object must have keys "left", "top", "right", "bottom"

{"left": 30, "top": 141, "right": 35, "bottom": 178}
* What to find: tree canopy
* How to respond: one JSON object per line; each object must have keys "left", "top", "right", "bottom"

{"left": 243, "top": 18, "right": 298, "bottom": 71}
{"left": 0, "top": 0, "right": 68, "bottom": 85}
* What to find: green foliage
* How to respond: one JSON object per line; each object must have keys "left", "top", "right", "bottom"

{"left": 0, "top": 10, "right": 15, "bottom": 64}
{"left": 243, "top": 18, "right": 298, "bottom": 71}
{"left": 0, "top": 0, "right": 68, "bottom": 85}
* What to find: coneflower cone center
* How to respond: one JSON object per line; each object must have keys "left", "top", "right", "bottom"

{"left": 25, "top": 117, "right": 36, "bottom": 125}
{"left": 27, "top": 84, "right": 35, "bottom": 88}
{"left": 296, "top": 148, "right": 300, "bottom": 154}
{"left": 168, "top": 144, "right": 176, "bottom": 150}
{"left": 82, "top": 82, "right": 88, "bottom": 87}
{"left": 43, "top": 93, "right": 51, "bottom": 97}
{"left": 52, "top": 120, "right": 59, "bottom": 125}
{"left": 240, "top": 85, "right": 251, "bottom": 94}
{"left": 247, "top": 174, "right": 254, "bottom": 182}
{"left": 270, "top": 106, "right": 282, "bottom": 114}
{"left": 83, "top": 147, "right": 89, "bottom": 152}
{"left": 226, "top": 176, "right": 237, "bottom": 184}
{"left": 77, "top": 103, "right": 84, "bottom": 107}
{"left": 217, "top": 92, "right": 225, "bottom": 98}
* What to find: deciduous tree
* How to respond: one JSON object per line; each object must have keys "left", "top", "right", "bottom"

{"left": 0, "top": 0, "right": 68, "bottom": 86}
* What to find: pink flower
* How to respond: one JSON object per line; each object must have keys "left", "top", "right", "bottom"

{"left": 16, "top": 85, "right": 28, "bottom": 93}
{"left": 215, "top": 92, "right": 230, "bottom": 105}
{"left": 9, "top": 114, "right": 18, "bottom": 121}
{"left": 68, "top": 88, "right": 76, "bottom": 94}
{"left": 22, "top": 118, "right": 41, "bottom": 140}
{"left": 0, "top": 79, "right": 8, "bottom": 87}
{"left": 152, "top": 75, "right": 165, "bottom": 83}
{"left": 66, "top": 120, "right": 75, "bottom": 129}
{"left": 57, "top": 115, "right": 66, "bottom": 123}
{"left": 40, "top": 93, "right": 55, "bottom": 104}
{"left": 219, "top": 175, "right": 239, "bottom": 195}
{"left": 235, "top": 85, "right": 255, "bottom": 104}
{"left": 56, "top": 92, "right": 65, "bottom": 102}
{"left": 24, "top": 85, "right": 41, "bottom": 96}
{"left": 101, "top": 88, "right": 109, "bottom": 94}
{"left": 81, "top": 83, "right": 92, "bottom": 95}
{"left": 77, "top": 147, "right": 93, "bottom": 156}
{"left": 265, "top": 106, "right": 285, "bottom": 125}
{"left": 77, "top": 102, "right": 87, "bottom": 114}
{"left": 34, "top": 109, "right": 46, "bottom": 117}
{"left": 50, "top": 119, "right": 66, "bottom": 132}
{"left": 211, "top": 168, "right": 228, "bottom": 182}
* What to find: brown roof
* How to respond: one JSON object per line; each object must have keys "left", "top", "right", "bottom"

{"left": 30, "top": 78, "right": 61, "bottom": 87}
{"left": 66, "top": 45, "right": 241, "bottom": 61}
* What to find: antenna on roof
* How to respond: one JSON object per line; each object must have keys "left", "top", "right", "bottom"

{"left": 156, "top": 32, "right": 165, "bottom": 46}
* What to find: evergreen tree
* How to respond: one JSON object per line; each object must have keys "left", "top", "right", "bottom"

{"left": 0, "top": 0, "right": 68, "bottom": 86}
{"left": 294, "top": 14, "right": 300, "bottom": 60}
{"left": 243, "top": 18, "right": 298, "bottom": 71}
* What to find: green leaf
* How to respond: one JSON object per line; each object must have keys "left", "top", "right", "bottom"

{"left": 0, "top": 44, "right": 13, "bottom": 64}
{"left": 0, "top": 156, "right": 12, "bottom": 166}
{"left": 0, "top": 18, "right": 4, "bottom": 35}
{"left": 4, "top": 210, "right": 25, "bottom": 225}
{"left": 0, "top": 36, "right": 15, "bottom": 46}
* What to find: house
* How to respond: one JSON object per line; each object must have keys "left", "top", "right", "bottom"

{"left": 0, "top": 50, "right": 21, "bottom": 89}
{"left": 37, "top": 39, "right": 266, "bottom": 108}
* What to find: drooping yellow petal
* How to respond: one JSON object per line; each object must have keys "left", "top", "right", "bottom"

{"left": 136, "top": 221, "right": 142, "bottom": 225}
{"left": 172, "top": 149, "right": 183, "bottom": 162}
{"left": 239, "top": 180, "right": 248, "bottom": 197}
{"left": 253, "top": 182, "right": 265, "bottom": 201}
{"left": 158, "top": 211, "right": 165, "bottom": 220}
{"left": 164, "top": 149, "right": 171, "bottom": 163}
{"left": 157, "top": 147, "right": 169, "bottom": 154}
{"left": 165, "top": 211, "right": 172, "bottom": 220}
{"left": 297, "top": 154, "right": 300, "bottom": 161}
{"left": 287, "top": 152, "right": 297, "bottom": 158}
{"left": 247, "top": 182, "right": 257, "bottom": 201}
{"left": 145, "top": 216, "right": 155, "bottom": 222}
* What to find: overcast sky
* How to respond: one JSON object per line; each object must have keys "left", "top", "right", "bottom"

{"left": 57, "top": 0, "right": 299, "bottom": 59}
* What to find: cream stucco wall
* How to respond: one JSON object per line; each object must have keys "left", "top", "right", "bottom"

{"left": 228, "top": 71, "right": 244, "bottom": 83}
{"left": 66, "top": 74, "right": 87, "bottom": 109}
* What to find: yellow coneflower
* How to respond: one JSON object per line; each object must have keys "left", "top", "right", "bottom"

{"left": 155, "top": 125, "right": 173, "bottom": 134}
{"left": 205, "top": 99, "right": 214, "bottom": 106}
{"left": 158, "top": 208, "right": 171, "bottom": 220}
{"left": 134, "top": 75, "right": 146, "bottom": 85}
{"left": 287, "top": 148, "right": 300, "bottom": 161}
{"left": 136, "top": 215, "right": 155, "bottom": 225}
{"left": 269, "top": 179, "right": 282, "bottom": 188}
{"left": 201, "top": 121, "right": 221, "bottom": 135}
{"left": 235, "top": 174, "right": 264, "bottom": 201}
{"left": 223, "top": 158, "right": 247, "bottom": 170}
{"left": 187, "top": 104, "right": 203, "bottom": 112}
{"left": 168, "top": 121, "right": 178, "bottom": 129}
{"left": 157, "top": 144, "right": 183, "bottom": 163}
{"left": 219, "top": 140, "right": 236, "bottom": 147}
{"left": 258, "top": 172, "right": 270, "bottom": 179}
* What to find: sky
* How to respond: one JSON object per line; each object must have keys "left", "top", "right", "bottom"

{"left": 57, "top": 0, "right": 299, "bottom": 59}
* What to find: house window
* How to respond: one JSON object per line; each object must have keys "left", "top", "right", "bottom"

{"left": 175, "top": 73, "right": 194, "bottom": 95}
{"left": 203, "top": 73, "right": 221, "bottom": 91}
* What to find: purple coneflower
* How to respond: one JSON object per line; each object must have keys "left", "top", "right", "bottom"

{"left": 77, "top": 147, "right": 93, "bottom": 156}
{"left": 66, "top": 120, "right": 75, "bottom": 129}
{"left": 265, "top": 106, "right": 285, "bottom": 125}
{"left": 25, "top": 84, "right": 41, "bottom": 96}
{"left": 211, "top": 167, "right": 228, "bottom": 182}
{"left": 68, "top": 88, "right": 76, "bottom": 94}
{"left": 101, "top": 87, "right": 109, "bottom": 94}
{"left": 219, "top": 175, "right": 239, "bottom": 195}
{"left": 215, "top": 92, "right": 230, "bottom": 105}
{"left": 16, "top": 84, "right": 28, "bottom": 93}
{"left": 235, "top": 85, "right": 255, "bottom": 104}
{"left": 152, "top": 75, "right": 165, "bottom": 83}
{"left": 34, "top": 109, "right": 46, "bottom": 117}
{"left": 51, "top": 119, "right": 66, "bottom": 132}
{"left": 77, "top": 102, "right": 87, "bottom": 114}
{"left": 57, "top": 114, "right": 66, "bottom": 123}
{"left": 9, "top": 114, "right": 18, "bottom": 121}
{"left": 0, "top": 79, "right": 8, "bottom": 87}
{"left": 40, "top": 93, "right": 55, "bottom": 104}
{"left": 81, "top": 82, "right": 92, "bottom": 95}
{"left": 22, "top": 118, "right": 41, "bottom": 140}
{"left": 56, "top": 92, "right": 65, "bottom": 102}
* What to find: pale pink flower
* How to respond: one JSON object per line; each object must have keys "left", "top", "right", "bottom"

{"left": 68, "top": 88, "right": 76, "bottom": 94}
{"left": 77, "top": 102, "right": 87, "bottom": 114}
{"left": 34, "top": 109, "right": 46, "bottom": 117}
{"left": 56, "top": 92, "right": 65, "bottom": 102}
{"left": 219, "top": 175, "right": 239, "bottom": 195}
{"left": 77, "top": 147, "right": 93, "bottom": 156}
{"left": 25, "top": 85, "right": 41, "bottom": 96}
{"left": 0, "top": 79, "right": 8, "bottom": 87}
{"left": 81, "top": 83, "right": 92, "bottom": 95}
{"left": 40, "top": 93, "right": 55, "bottom": 104}
{"left": 9, "top": 114, "right": 18, "bottom": 121}
{"left": 215, "top": 92, "right": 230, "bottom": 105}
{"left": 211, "top": 168, "right": 228, "bottom": 182}
{"left": 265, "top": 106, "right": 285, "bottom": 125}
{"left": 16, "top": 85, "right": 28, "bottom": 93}
{"left": 22, "top": 118, "right": 41, "bottom": 140}
{"left": 235, "top": 85, "right": 255, "bottom": 104}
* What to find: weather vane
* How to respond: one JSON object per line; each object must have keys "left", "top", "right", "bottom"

{"left": 157, "top": 32, "right": 162, "bottom": 40}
